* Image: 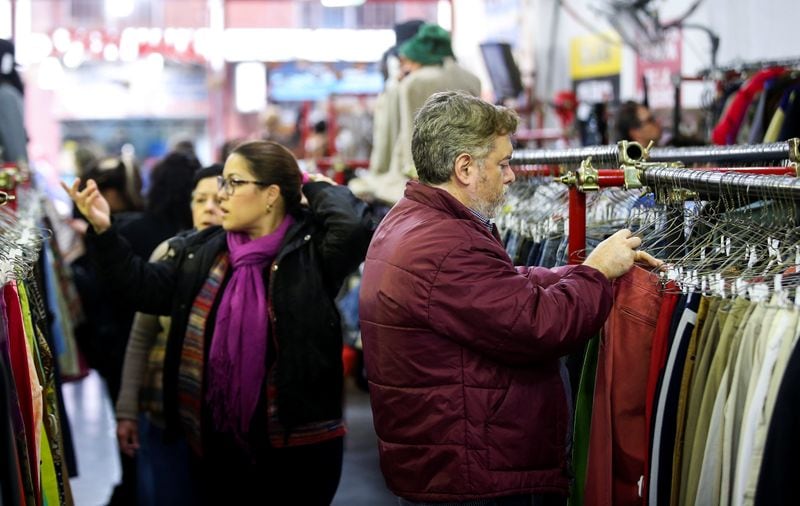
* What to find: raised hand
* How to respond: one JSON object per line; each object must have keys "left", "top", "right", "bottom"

{"left": 60, "top": 178, "right": 112, "bottom": 234}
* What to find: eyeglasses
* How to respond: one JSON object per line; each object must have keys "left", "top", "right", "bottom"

{"left": 217, "top": 175, "right": 270, "bottom": 196}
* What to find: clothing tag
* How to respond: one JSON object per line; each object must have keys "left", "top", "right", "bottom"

{"left": 775, "top": 273, "right": 784, "bottom": 295}
{"left": 735, "top": 277, "right": 747, "bottom": 297}
{"left": 774, "top": 239, "right": 782, "bottom": 263}
{"left": 748, "top": 244, "right": 757, "bottom": 269}
{"left": 752, "top": 283, "right": 770, "bottom": 302}
{"left": 725, "top": 236, "right": 732, "bottom": 257}
{"left": 795, "top": 245, "right": 800, "bottom": 267}
{"left": 700, "top": 247, "right": 706, "bottom": 262}
{"left": 795, "top": 287, "right": 800, "bottom": 308}
{"left": 716, "top": 273, "right": 725, "bottom": 298}
{"left": 701, "top": 275, "right": 708, "bottom": 294}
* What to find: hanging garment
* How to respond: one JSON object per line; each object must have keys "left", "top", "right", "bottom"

{"left": 648, "top": 293, "right": 701, "bottom": 506}
{"left": 585, "top": 266, "right": 665, "bottom": 506}
{"left": 746, "top": 85, "right": 771, "bottom": 144}
{"left": 0, "top": 296, "right": 24, "bottom": 506}
{"left": 640, "top": 287, "right": 680, "bottom": 504}
{"left": 736, "top": 307, "right": 798, "bottom": 506}
{"left": 4, "top": 282, "right": 38, "bottom": 505}
{"left": 719, "top": 303, "right": 770, "bottom": 506}
{"left": 568, "top": 335, "right": 600, "bottom": 506}
{"left": 692, "top": 299, "right": 756, "bottom": 506}
{"left": 777, "top": 88, "right": 800, "bottom": 141}
{"left": 678, "top": 297, "right": 724, "bottom": 505}
{"left": 754, "top": 318, "right": 800, "bottom": 505}
{"left": 711, "top": 67, "right": 786, "bottom": 145}
{"left": 683, "top": 297, "right": 751, "bottom": 505}
{"left": 669, "top": 296, "right": 712, "bottom": 506}
{"left": 688, "top": 298, "right": 754, "bottom": 506}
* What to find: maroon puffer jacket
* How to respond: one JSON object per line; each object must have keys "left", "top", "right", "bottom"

{"left": 360, "top": 181, "right": 613, "bottom": 502}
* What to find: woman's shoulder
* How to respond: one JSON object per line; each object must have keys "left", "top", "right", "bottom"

{"left": 165, "top": 226, "right": 225, "bottom": 258}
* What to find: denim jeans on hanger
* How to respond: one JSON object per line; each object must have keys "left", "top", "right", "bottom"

{"left": 525, "top": 241, "right": 542, "bottom": 267}
{"left": 537, "top": 234, "right": 563, "bottom": 268}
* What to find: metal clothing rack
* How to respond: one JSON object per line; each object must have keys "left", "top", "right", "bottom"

{"left": 508, "top": 141, "right": 800, "bottom": 265}
{"left": 511, "top": 139, "right": 800, "bottom": 168}
{"left": 699, "top": 57, "right": 800, "bottom": 77}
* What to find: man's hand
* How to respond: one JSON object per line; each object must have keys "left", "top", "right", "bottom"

{"left": 583, "top": 229, "right": 663, "bottom": 280}
{"left": 116, "top": 419, "right": 140, "bottom": 457}
{"left": 60, "top": 178, "right": 112, "bottom": 234}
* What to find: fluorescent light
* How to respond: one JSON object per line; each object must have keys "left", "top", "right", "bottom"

{"left": 320, "top": 0, "right": 366, "bottom": 7}
{"left": 106, "top": 0, "right": 135, "bottom": 18}
{"left": 235, "top": 62, "right": 267, "bottom": 113}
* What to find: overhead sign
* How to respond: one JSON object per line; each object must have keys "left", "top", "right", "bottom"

{"left": 569, "top": 31, "right": 622, "bottom": 80}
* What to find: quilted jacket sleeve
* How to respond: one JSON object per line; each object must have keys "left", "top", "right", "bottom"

{"left": 303, "top": 181, "right": 376, "bottom": 293}
{"left": 427, "top": 236, "right": 612, "bottom": 366}
{"left": 86, "top": 225, "right": 180, "bottom": 316}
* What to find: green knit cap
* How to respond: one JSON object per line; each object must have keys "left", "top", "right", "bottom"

{"left": 398, "top": 23, "right": 454, "bottom": 65}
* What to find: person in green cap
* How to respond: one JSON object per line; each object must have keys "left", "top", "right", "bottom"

{"left": 382, "top": 23, "right": 481, "bottom": 203}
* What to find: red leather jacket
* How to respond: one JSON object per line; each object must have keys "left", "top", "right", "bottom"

{"left": 360, "top": 181, "right": 613, "bottom": 502}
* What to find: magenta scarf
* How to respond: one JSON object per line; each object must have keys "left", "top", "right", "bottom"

{"left": 205, "top": 215, "right": 295, "bottom": 445}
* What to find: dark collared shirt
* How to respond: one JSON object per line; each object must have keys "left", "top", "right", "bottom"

{"left": 468, "top": 208, "right": 493, "bottom": 232}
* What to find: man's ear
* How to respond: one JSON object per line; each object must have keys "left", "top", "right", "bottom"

{"left": 453, "top": 153, "right": 473, "bottom": 185}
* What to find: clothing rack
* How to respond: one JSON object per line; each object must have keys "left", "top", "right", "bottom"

{"left": 639, "top": 166, "right": 800, "bottom": 199}
{"left": 508, "top": 141, "right": 800, "bottom": 265}
{"left": 699, "top": 57, "right": 800, "bottom": 77}
{"left": 511, "top": 139, "right": 799, "bottom": 167}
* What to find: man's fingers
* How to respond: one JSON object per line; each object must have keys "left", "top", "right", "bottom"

{"left": 626, "top": 235, "right": 643, "bottom": 249}
{"left": 635, "top": 250, "right": 663, "bottom": 269}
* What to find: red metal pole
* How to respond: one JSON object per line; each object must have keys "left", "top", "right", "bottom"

{"left": 568, "top": 187, "right": 586, "bottom": 264}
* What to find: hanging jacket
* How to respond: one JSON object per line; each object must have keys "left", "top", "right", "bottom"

{"left": 87, "top": 182, "right": 375, "bottom": 441}
{"left": 360, "top": 181, "right": 613, "bottom": 502}
{"left": 711, "top": 67, "right": 786, "bottom": 145}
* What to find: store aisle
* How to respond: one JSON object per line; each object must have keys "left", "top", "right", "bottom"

{"left": 63, "top": 370, "right": 120, "bottom": 506}
{"left": 62, "top": 372, "right": 395, "bottom": 505}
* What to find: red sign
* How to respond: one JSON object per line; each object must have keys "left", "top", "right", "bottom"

{"left": 636, "top": 30, "right": 682, "bottom": 109}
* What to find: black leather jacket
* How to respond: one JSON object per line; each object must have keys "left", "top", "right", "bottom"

{"left": 88, "top": 181, "right": 375, "bottom": 436}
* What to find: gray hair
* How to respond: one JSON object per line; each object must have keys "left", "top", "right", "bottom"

{"left": 411, "top": 91, "right": 518, "bottom": 185}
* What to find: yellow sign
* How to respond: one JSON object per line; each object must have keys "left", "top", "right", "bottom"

{"left": 569, "top": 32, "right": 622, "bottom": 80}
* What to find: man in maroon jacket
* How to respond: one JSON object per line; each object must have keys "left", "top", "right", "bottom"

{"left": 359, "top": 90, "right": 661, "bottom": 505}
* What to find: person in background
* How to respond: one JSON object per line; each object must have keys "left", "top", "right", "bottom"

{"left": 115, "top": 164, "right": 224, "bottom": 506}
{"left": 355, "top": 23, "right": 481, "bottom": 205}
{"left": 615, "top": 100, "right": 663, "bottom": 146}
{"left": 368, "top": 20, "right": 424, "bottom": 180}
{"left": 118, "top": 151, "right": 198, "bottom": 260}
{"left": 0, "top": 38, "right": 27, "bottom": 165}
{"left": 359, "top": 91, "right": 662, "bottom": 505}
{"left": 63, "top": 140, "right": 375, "bottom": 505}
{"left": 390, "top": 24, "right": 482, "bottom": 182}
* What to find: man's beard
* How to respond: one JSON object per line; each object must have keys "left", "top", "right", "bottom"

{"left": 475, "top": 186, "right": 507, "bottom": 219}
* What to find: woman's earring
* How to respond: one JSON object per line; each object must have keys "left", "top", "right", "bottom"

{"left": 266, "top": 203, "right": 273, "bottom": 213}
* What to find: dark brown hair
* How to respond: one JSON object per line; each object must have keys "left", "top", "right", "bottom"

{"left": 231, "top": 140, "right": 302, "bottom": 214}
